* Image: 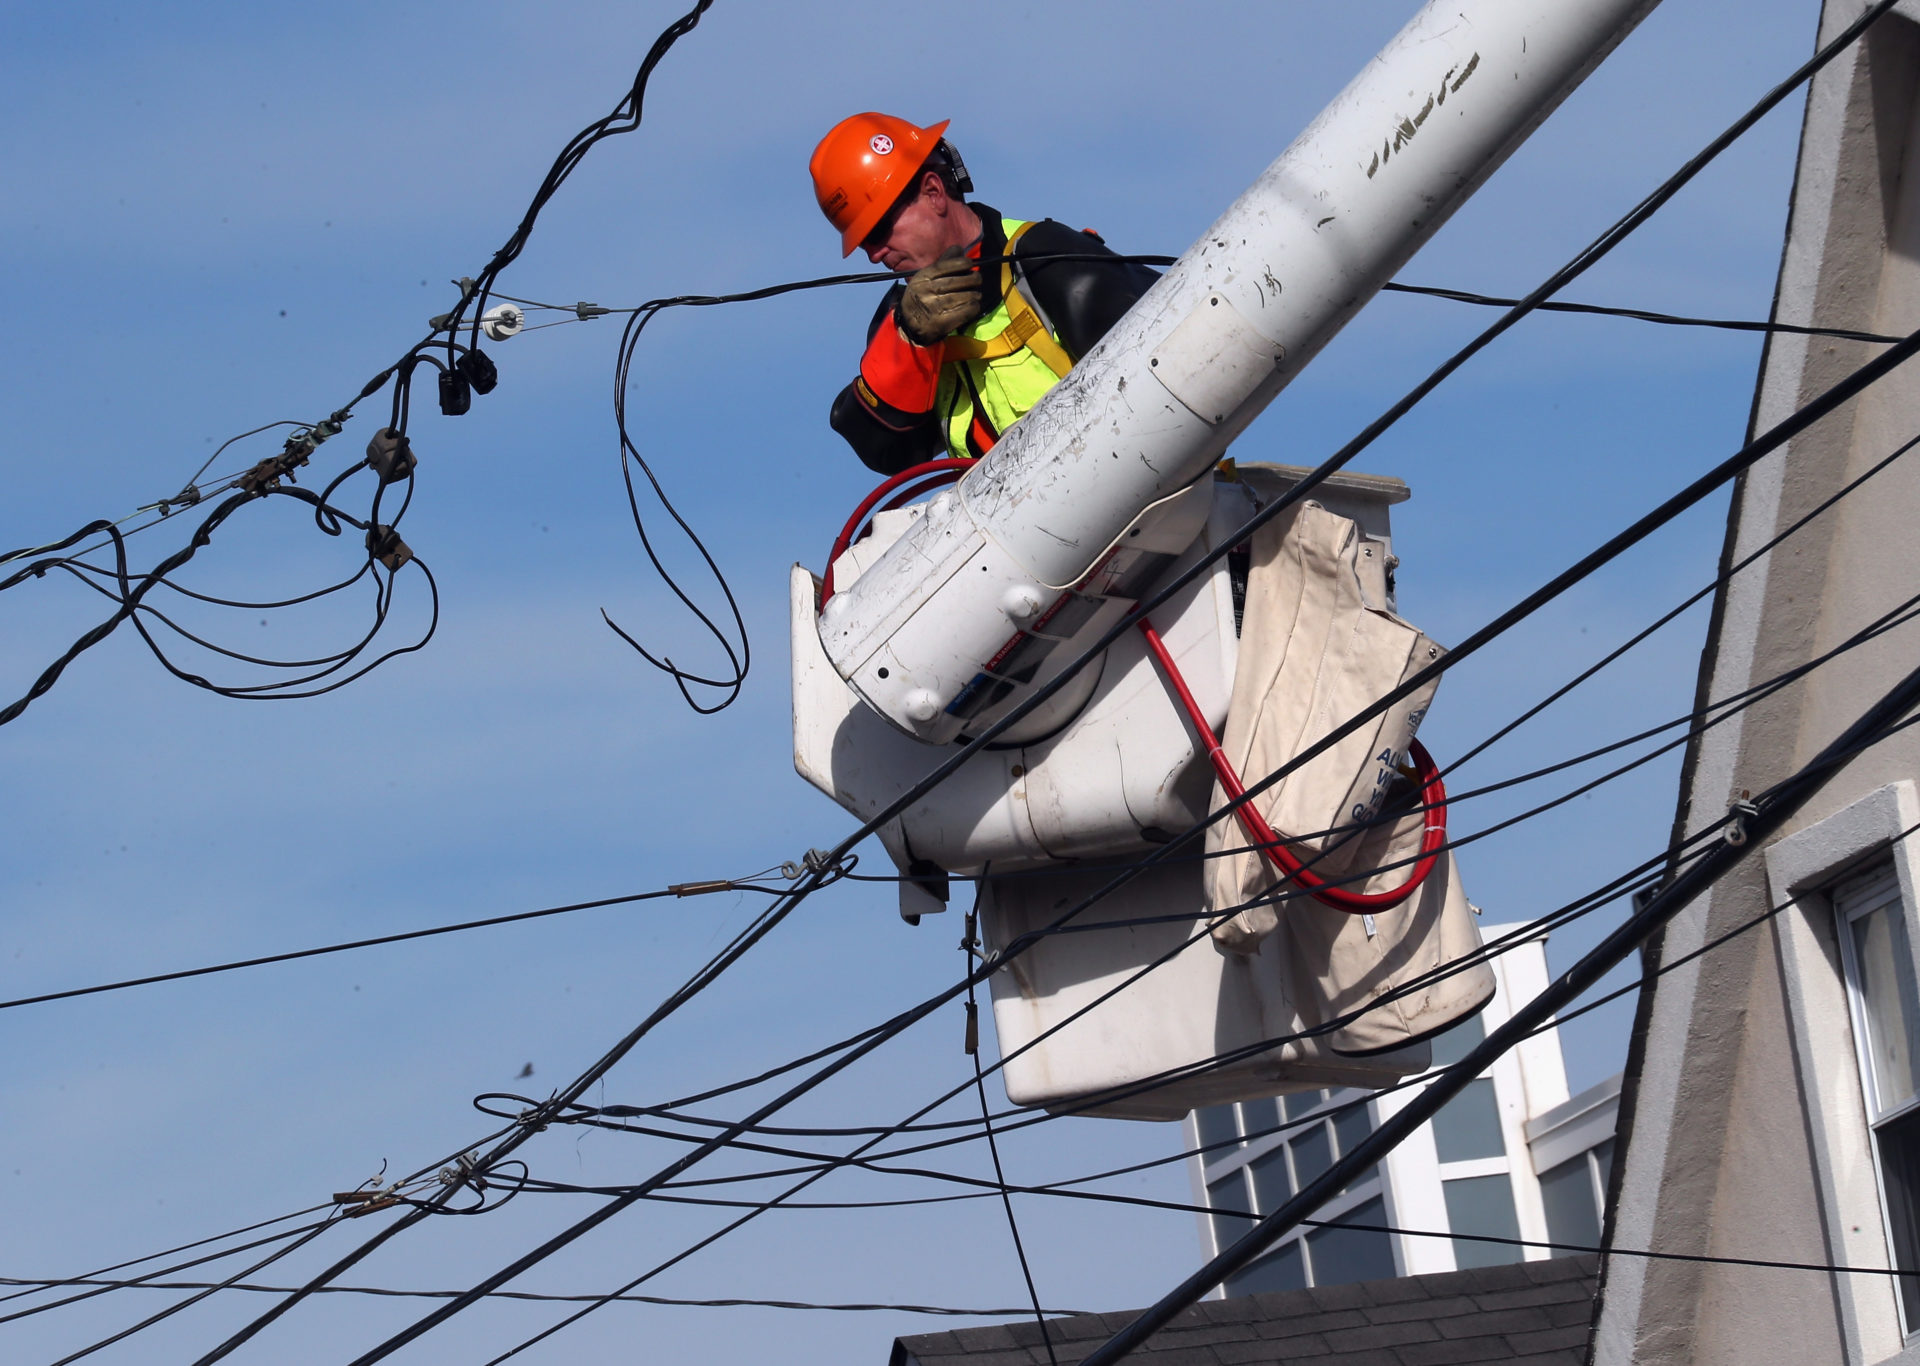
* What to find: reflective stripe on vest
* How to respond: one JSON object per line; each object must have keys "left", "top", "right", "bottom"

{"left": 934, "top": 219, "right": 1072, "bottom": 460}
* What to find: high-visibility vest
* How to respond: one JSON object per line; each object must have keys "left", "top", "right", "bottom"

{"left": 934, "top": 219, "right": 1074, "bottom": 460}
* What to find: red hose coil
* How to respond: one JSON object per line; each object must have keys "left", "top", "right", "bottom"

{"left": 817, "top": 458, "right": 975, "bottom": 609}
{"left": 1136, "top": 617, "right": 1445, "bottom": 915}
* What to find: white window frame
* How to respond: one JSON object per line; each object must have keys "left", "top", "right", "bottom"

{"left": 1767, "top": 780, "right": 1920, "bottom": 1364}
{"left": 1191, "top": 1090, "right": 1394, "bottom": 1283}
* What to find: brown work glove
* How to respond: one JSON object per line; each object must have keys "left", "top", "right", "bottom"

{"left": 897, "top": 251, "right": 983, "bottom": 346}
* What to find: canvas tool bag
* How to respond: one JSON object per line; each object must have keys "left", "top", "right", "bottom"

{"left": 1204, "top": 499, "right": 1494, "bottom": 1054}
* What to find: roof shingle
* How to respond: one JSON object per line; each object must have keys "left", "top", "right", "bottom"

{"left": 889, "top": 1255, "right": 1599, "bottom": 1366}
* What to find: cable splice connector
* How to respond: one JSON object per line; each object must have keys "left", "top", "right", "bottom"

{"left": 669, "top": 879, "right": 736, "bottom": 897}
{"left": 334, "top": 1185, "right": 401, "bottom": 1216}
{"left": 437, "top": 368, "right": 472, "bottom": 417}
{"left": 367, "top": 525, "right": 412, "bottom": 571}
{"left": 456, "top": 347, "right": 498, "bottom": 396}
{"left": 574, "top": 302, "right": 612, "bottom": 319}
{"left": 365, "top": 428, "right": 417, "bottom": 484}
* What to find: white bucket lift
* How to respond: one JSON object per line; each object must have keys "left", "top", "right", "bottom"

{"left": 793, "top": 466, "right": 1451, "bottom": 1118}
{"left": 789, "top": 0, "right": 1659, "bottom": 1117}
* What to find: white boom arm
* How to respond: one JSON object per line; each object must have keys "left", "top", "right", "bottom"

{"left": 818, "top": 0, "right": 1660, "bottom": 744}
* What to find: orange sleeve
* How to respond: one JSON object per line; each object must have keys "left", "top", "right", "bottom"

{"left": 858, "top": 316, "right": 943, "bottom": 419}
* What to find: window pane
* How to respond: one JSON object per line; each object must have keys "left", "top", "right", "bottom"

{"left": 1291, "top": 1124, "right": 1333, "bottom": 1190}
{"left": 1240, "top": 1096, "right": 1281, "bottom": 1142}
{"left": 1851, "top": 902, "right": 1920, "bottom": 1114}
{"left": 1443, "top": 1174, "right": 1523, "bottom": 1269}
{"left": 1283, "top": 1089, "right": 1330, "bottom": 1121}
{"left": 1225, "top": 1239, "right": 1306, "bottom": 1297}
{"left": 1874, "top": 1106, "right": 1920, "bottom": 1329}
{"left": 1248, "top": 1142, "right": 1293, "bottom": 1213}
{"left": 1537, "top": 1154, "right": 1601, "bottom": 1252}
{"left": 1208, "top": 1170, "right": 1251, "bottom": 1252}
{"left": 1332, "top": 1098, "right": 1377, "bottom": 1192}
{"left": 1305, "top": 1195, "right": 1396, "bottom": 1287}
{"left": 1429, "top": 1011, "right": 1486, "bottom": 1069}
{"left": 1195, "top": 1104, "right": 1240, "bottom": 1156}
{"left": 1432, "top": 1078, "right": 1505, "bottom": 1162}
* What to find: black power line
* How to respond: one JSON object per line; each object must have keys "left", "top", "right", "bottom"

{"left": 2, "top": 1275, "right": 1092, "bottom": 1318}
{"left": 0, "top": 873, "right": 790, "bottom": 1014}
{"left": 0, "top": 1218, "right": 336, "bottom": 1328}
{"left": 1379, "top": 279, "right": 1904, "bottom": 344}
{"left": 43, "top": 1217, "right": 340, "bottom": 1366}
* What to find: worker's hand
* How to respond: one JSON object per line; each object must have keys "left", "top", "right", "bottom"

{"left": 897, "top": 251, "right": 983, "bottom": 346}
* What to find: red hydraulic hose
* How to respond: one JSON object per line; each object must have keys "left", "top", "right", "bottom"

{"left": 1136, "top": 617, "right": 1445, "bottom": 915}
{"left": 817, "top": 458, "right": 974, "bottom": 609}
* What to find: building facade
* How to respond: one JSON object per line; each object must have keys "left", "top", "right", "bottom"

{"left": 1187, "top": 924, "right": 1620, "bottom": 1295}
{"left": 1596, "top": 2, "right": 1920, "bottom": 1361}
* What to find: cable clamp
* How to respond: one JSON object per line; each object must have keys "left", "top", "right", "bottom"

{"left": 237, "top": 455, "right": 293, "bottom": 496}
{"left": 1724, "top": 791, "right": 1761, "bottom": 848}
{"left": 776, "top": 850, "right": 843, "bottom": 880}
{"left": 151, "top": 483, "right": 202, "bottom": 516}
{"left": 574, "top": 302, "right": 612, "bottom": 319}
{"left": 438, "top": 1151, "right": 484, "bottom": 1191}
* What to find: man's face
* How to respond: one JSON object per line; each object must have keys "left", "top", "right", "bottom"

{"left": 863, "top": 174, "right": 962, "bottom": 272}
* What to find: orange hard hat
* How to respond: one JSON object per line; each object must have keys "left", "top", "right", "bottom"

{"left": 810, "top": 112, "right": 952, "bottom": 257}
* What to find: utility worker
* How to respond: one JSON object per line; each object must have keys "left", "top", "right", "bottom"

{"left": 811, "top": 113, "right": 1159, "bottom": 475}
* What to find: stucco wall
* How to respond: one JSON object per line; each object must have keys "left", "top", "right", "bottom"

{"left": 1595, "top": 4, "right": 1920, "bottom": 1362}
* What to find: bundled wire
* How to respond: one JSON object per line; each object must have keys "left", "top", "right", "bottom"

{"left": 0, "top": 3, "right": 718, "bottom": 729}
{"left": 0, "top": 409, "right": 438, "bottom": 726}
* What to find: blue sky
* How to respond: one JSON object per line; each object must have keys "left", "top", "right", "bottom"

{"left": 0, "top": 2, "right": 1834, "bottom": 1362}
